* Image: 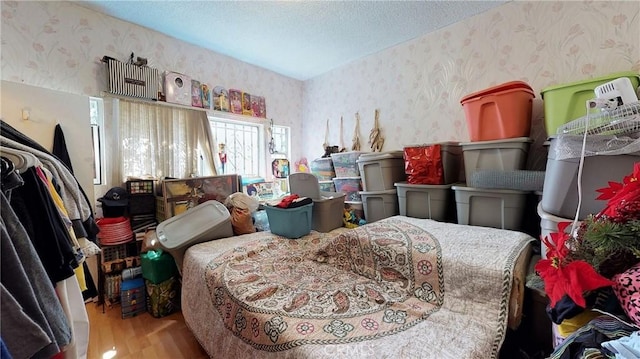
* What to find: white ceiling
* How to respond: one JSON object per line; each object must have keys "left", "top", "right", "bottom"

{"left": 75, "top": 1, "right": 508, "bottom": 81}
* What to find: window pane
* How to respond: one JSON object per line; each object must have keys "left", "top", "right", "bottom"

{"left": 210, "top": 119, "right": 262, "bottom": 177}
{"left": 271, "top": 125, "right": 290, "bottom": 158}
{"left": 89, "top": 97, "right": 104, "bottom": 184}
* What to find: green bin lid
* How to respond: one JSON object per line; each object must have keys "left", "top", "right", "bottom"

{"left": 541, "top": 71, "right": 640, "bottom": 95}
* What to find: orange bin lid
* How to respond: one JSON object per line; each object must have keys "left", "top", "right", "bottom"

{"left": 460, "top": 81, "right": 534, "bottom": 104}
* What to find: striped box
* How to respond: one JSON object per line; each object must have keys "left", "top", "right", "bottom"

{"left": 103, "top": 57, "right": 159, "bottom": 100}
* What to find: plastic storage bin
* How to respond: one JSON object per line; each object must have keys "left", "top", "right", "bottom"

{"left": 121, "top": 278, "right": 146, "bottom": 318}
{"left": 357, "top": 151, "right": 406, "bottom": 191}
{"left": 156, "top": 200, "right": 234, "bottom": 273}
{"left": 310, "top": 158, "right": 336, "bottom": 180}
{"left": 265, "top": 203, "right": 313, "bottom": 239}
{"left": 395, "top": 182, "right": 453, "bottom": 221}
{"left": 331, "top": 151, "right": 363, "bottom": 177}
{"left": 319, "top": 180, "right": 335, "bottom": 192}
{"left": 360, "top": 189, "right": 399, "bottom": 223}
{"left": 541, "top": 72, "right": 640, "bottom": 136}
{"left": 332, "top": 177, "right": 363, "bottom": 202}
{"left": 403, "top": 142, "right": 463, "bottom": 184}
{"left": 452, "top": 185, "right": 528, "bottom": 230}
{"left": 541, "top": 149, "right": 639, "bottom": 220}
{"left": 141, "top": 250, "right": 178, "bottom": 284}
{"left": 537, "top": 202, "right": 577, "bottom": 259}
{"left": 460, "top": 81, "right": 534, "bottom": 141}
{"left": 461, "top": 137, "right": 532, "bottom": 184}
{"left": 289, "top": 173, "right": 346, "bottom": 233}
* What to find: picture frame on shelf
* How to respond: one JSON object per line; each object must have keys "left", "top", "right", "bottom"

{"left": 229, "top": 89, "right": 243, "bottom": 114}
{"left": 161, "top": 174, "right": 241, "bottom": 218}
{"left": 213, "top": 86, "right": 229, "bottom": 112}
{"left": 191, "top": 79, "right": 203, "bottom": 108}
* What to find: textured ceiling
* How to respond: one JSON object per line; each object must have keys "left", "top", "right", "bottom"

{"left": 75, "top": 1, "right": 508, "bottom": 81}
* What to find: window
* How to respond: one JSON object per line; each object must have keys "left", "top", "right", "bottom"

{"left": 269, "top": 124, "right": 291, "bottom": 159}
{"left": 89, "top": 97, "right": 105, "bottom": 185}
{"left": 209, "top": 117, "right": 265, "bottom": 177}
{"left": 116, "top": 99, "right": 216, "bottom": 182}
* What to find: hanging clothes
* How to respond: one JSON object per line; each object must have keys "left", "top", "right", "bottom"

{"left": 0, "top": 122, "right": 94, "bottom": 359}
{"left": 51, "top": 123, "right": 99, "bottom": 300}
{"left": 9, "top": 166, "right": 79, "bottom": 283}
{"left": 52, "top": 124, "right": 74, "bottom": 174}
{"left": 1, "top": 284, "right": 52, "bottom": 358}
{"left": 1, "top": 193, "right": 72, "bottom": 357}
{"left": 1, "top": 120, "right": 99, "bottom": 242}
{"left": 0, "top": 337, "right": 13, "bottom": 359}
{"left": 1, "top": 157, "right": 23, "bottom": 200}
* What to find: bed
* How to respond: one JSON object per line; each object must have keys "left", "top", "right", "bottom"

{"left": 181, "top": 215, "right": 533, "bottom": 359}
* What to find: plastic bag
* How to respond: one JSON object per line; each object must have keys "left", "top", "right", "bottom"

{"left": 224, "top": 192, "right": 259, "bottom": 212}
{"left": 253, "top": 210, "right": 270, "bottom": 232}
{"left": 404, "top": 144, "right": 444, "bottom": 184}
{"left": 231, "top": 207, "right": 256, "bottom": 235}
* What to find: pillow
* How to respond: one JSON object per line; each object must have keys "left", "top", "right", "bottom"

{"left": 611, "top": 262, "right": 640, "bottom": 327}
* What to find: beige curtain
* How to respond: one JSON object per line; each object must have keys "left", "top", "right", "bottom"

{"left": 197, "top": 112, "right": 221, "bottom": 176}
{"left": 115, "top": 99, "right": 218, "bottom": 183}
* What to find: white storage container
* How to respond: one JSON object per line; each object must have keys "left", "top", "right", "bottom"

{"left": 156, "top": 200, "right": 233, "bottom": 272}
{"left": 319, "top": 180, "right": 335, "bottom": 192}
{"left": 452, "top": 185, "right": 528, "bottom": 230}
{"left": 360, "top": 189, "right": 399, "bottom": 223}
{"left": 331, "top": 151, "right": 363, "bottom": 177}
{"left": 537, "top": 202, "right": 578, "bottom": 259}
{"left": 332, "top": 176, "right": 363, "bottom": 202}
{"left": 357, "top": 151, "right": 406, "bottom": 191}
{"left": 289, "top": 173, "right": 346, "bottom": 232}
{"left": 310, "top": 157, "right": 336, "bottom": 180}
{"left": 542, "top": 142, "right": 639, "bottom": 219}
{"left": 461, "top": 137, "right": 532, "bottom": 184}
{"left": 394, "top": 182, "right": 453, "bottom": 221}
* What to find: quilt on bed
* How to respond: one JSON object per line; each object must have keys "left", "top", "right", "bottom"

{"left": 184, "top": 216, "right": 533, "bottom": 359}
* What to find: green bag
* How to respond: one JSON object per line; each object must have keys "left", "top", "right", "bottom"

{"left": 145, "top": 276, "right": 180, "bottom": 318}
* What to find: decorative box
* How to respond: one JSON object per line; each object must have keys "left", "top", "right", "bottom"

{"left": 164, "top": 71, "right": 192, "bottom": 106}
{"left": 103, "top": 56, "right": 159, "bottom": 100}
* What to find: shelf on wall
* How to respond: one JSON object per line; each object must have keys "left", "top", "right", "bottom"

{"left": 100, "top": 91, "right": 269, "bottom": 123}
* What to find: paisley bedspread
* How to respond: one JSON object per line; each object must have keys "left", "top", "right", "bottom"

{"left": 182, "top": 216, "right": 533, "bottom": 359}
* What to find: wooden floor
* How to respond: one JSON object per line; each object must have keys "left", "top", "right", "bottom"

{"left": 86, "top": 302, "right": 208, "bottom": 359}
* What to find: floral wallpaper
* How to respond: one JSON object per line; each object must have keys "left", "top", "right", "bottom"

{"left": 0, "top": 0, "right": 304, "bottom": 159}
{"left": 2, "top": 1, "right": 639, "bottom": 173}
{"left": 303, "top": 1, "right": 639, "bottom": 169}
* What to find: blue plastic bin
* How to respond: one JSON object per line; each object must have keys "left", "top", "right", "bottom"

{"left": 264, "top": 203, "right": 313, "bottom": 239}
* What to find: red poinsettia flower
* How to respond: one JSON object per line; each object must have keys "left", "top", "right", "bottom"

{"left": 596, "top": 162, "right": 640, "bottom": 218}
{"left": 536, "top": 222, "right": 615, "bottom": 308}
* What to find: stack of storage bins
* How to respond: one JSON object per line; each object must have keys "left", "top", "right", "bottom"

{"left": 397, "top": 142, "right": 462, "bottom": 222}
{"left": 330, "top": 151, "right": 365, "bottom": 222}
{"left": 454, "top": 81, "right": 536, "bottom": 231}
{"left": 310, "top": 157, "right": 337, "bottom": 192}
{"left": 357, "top": 151, "right": 405, "bottom": 223}
{"left": 453, "top": 137, "right": 533, "bottom": 230}
{"left": 538, "top": 72, "right": 640, "bottom": 259}
{"left": 538, "top": 72, "right": 640, "bottom": 350}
